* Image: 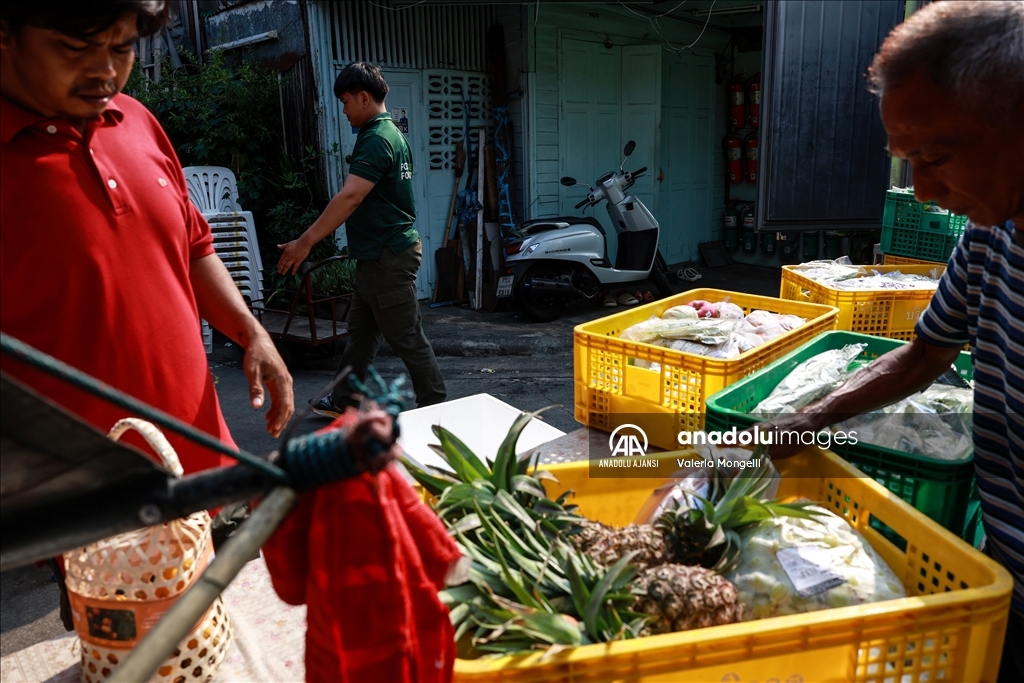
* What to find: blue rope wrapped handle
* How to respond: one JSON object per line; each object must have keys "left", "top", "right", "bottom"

{"left": 281, "top": 369, "right": 412, "bottom": 491}
{"left": 0, "top": 333, "right": 412, "bottom": 492}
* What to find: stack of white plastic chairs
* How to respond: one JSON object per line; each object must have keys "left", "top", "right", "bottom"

{"left": 182, "top": 167, "right": 265, "bottom": 353}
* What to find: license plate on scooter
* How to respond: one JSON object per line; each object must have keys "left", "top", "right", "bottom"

{"left": 496, "top": 275, "right": 514, "bottom": 298}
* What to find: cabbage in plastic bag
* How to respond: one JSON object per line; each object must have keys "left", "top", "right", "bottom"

{"left": 662, "top": 305, "right": 699, "bottom": 320}
{"left": 726, "top": 506, "right": 906, "bottom": 620}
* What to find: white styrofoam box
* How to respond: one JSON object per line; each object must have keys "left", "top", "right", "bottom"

{"left": 397, "top": 393, "right": 565, "bottom": 473}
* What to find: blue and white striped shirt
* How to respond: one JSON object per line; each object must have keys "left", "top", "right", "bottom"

{"left": 916, "top": 220, "right": 1024, "bottom": 614}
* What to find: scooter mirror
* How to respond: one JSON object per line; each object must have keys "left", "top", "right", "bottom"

{"left": 560, "top": 176, "right": 578, "bottom": 187}
{"left": 623, "top": 140, "right": 636, "bottom": 157}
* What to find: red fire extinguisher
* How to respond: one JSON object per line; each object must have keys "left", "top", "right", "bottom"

{"left": 728, "top": 76, "right": 746, "bottom": 130}
{"left": 744, "top": 133, "right": 759, "bottom": 184}
{"left": 748, "top": 73, "right": 761, "bottom": 129}
{"left": 724, "top": 134, "right": 743, "bottom": 184}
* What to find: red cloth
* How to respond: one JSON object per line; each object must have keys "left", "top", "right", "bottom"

{"left": 0, "top": 93, "right": 234, "bottom": 474}
{"left": 263, "top": 413, "right": 462, "bottom": 683}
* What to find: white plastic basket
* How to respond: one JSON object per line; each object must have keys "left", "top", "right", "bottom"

{"left": 64, "top": 419, "right": 232, "bottom": 683}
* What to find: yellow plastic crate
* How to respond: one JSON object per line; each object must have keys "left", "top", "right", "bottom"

{"left": 780, "top": 264, "right": 945, "bottom": 340}
{"left": 573, "top": 289, "right": 838, "bottom": 449}
{"left": 452, "top": 449, "right": 1013, "bottom": 683}
{"left": 883, "top": 253, "right": 947, "bottom": 266}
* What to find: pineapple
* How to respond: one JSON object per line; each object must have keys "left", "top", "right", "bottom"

{"left": 566, "top": 519, "right": 611, "bottom": 552}
{"left": 655, "top": 459, "right": 822, "bottom": 574}
{"left": 581, "top": 523, "right": 671, "bottom": 572}
{"left": 633, "top": 564, "right": 743, "bottom": 635}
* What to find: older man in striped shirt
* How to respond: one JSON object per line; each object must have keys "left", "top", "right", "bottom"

{"left": 767, "top": 3, "right": 1023, "bottom": 681}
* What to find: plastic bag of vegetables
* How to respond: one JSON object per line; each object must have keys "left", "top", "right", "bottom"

{"left": 726, "top": 505, "right": 906, "bottom": 621}
{"left": 836, "top": 383, "right": 974, "bottom": 460}
{"left": 620, "top": 317, "right": 739, "bottom": 345}
{"left": 752, "top": 344, "right": 866, "bottom": 415}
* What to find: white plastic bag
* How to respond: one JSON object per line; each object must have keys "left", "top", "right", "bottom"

{"left": 752, "top": 344, "right": 866, "bottom": 415}
{"left": 726, "top": 506, "right": 906, "bottom": 620}
{"left": 837, "top": 384, "right": 974, "bottom": 460}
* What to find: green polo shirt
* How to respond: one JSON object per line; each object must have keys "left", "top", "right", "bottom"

{"left": 345, "top": 112, "right": 418, "bottom": 260}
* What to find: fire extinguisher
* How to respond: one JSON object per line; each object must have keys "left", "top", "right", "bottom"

{"left": 744, "top": 133, "right": 759, "bottom": 184}
{"left": 724, "top": 134, "right": 743, "bottom": 184}
{"left": 728, "top": 76, "right": 746, "bottom": 130}
{"left": 747, "top": 73, "right": 761, "bottom": 129}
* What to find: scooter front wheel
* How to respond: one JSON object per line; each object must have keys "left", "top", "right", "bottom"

{"left": 516, "top": 266, "right": 567, "bottom": 323}
{"left": 651, "top": 251, "right": 675, "bottom": 298}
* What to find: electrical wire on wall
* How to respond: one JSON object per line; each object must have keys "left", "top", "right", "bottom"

{"left": 680, "top": 1, "right": 716, "bottom": 51}
{"left": 616, "top": 1, "right": 719, "bottom": 54}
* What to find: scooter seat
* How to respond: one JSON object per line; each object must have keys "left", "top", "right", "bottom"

{"left": 520, "top": 216, "right": 606, "bottom": 236}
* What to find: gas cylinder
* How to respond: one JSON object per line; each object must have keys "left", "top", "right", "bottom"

{"left": 803, "top": 232, "right": 821, "bottom": 260}
{"left": 724, "top": 204, "right": 740, "bottom": 251}
{"left": 740, "top": 204, "right": 756, "bottom": 252}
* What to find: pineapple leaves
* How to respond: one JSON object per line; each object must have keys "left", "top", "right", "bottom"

{"left": 491, "top": 407, "right": 554, "bottom": 490}
{"left": 448, "top": 513, "right": 482, "bottom": 535}
{"left": 432, "top": 424, "right": 491, "bottom": 482}
{"left": 511, "top": 475, "right": 549, "bottom": 499}
{"left": 399, "top": 458, "right": 457, "bottom": 497}
{"left": 533, "top": 469, "right": 561, "bottom": 484}
{"left": 494, "top": 490, "right": 538, "bottom": 529}
{"left": 583, "top": 552, "right": 637, "bottom": 641}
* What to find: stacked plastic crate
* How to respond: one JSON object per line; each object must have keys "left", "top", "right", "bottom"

{"left": 880, "top": 187, "right": 968, "bottom": 265}
{"left": 183, "top": 167, "right": 265, "bottom": 353}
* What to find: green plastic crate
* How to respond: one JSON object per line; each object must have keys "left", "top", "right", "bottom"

{"left": 880, "top": 188, "right": 968, "bottom": 262}
{"left": 963, "top": 499, "right": 985, "bottom": 549}
{"left": 705, "top": 330, "right": 977, "bottom": 539}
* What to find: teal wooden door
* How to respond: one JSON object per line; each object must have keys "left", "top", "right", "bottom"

{"left": 336, "top": 70, "right": 431, "bottom": 298}
{"left": 380, "top": 70, "right": 431, "bottom": 298}
{"left": 620, "top": 45, "right": 662, "bottom": 219}
{"left": 558, "top": 39, "right": 621, "bottom": 233}
{"left": 658, "top": 53, "right": 716, "bottom": 264}
{"left": 559, "top": 39, "right": 662, "bottom": 262}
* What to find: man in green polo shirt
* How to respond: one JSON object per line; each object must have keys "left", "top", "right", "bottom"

{"left": 277, "top": 62, "right": 446, "bottom": 412}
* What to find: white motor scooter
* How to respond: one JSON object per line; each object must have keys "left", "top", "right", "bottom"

{"left": 496, "top": 141, "right": 673, "bottom": 322}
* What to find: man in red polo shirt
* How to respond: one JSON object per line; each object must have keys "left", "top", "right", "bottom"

{"left": 0, "top": 0, "right": 293, "bottom": 474}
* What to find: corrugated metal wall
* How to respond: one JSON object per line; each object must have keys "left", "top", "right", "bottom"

{"left": 759, "top": 0, "right": 905, "bottom": 230}
{"left": 306, "top": 0, "right": 496, "bottom": 196}
{"left": 324, "top": 1, "right": 495, "bottom": 71}
{"left": 280, "top": 54, "right": 320, "bottom": 164}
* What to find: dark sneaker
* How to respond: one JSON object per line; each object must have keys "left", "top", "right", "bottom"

{"left": 308, "top": 395, "right": 342, "bottom": 419}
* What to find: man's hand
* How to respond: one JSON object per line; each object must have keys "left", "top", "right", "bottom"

{"left": 276, "top": 175, "right": 376, "bottom": 276}
{"left": 241, "top": 327, "right": 294, "bottom": 438}
{"left": 347, "top": 404, "right": 399, "bottom": 474}
{"left": 276, "top": 237, "right": 312, "bottom": 276}
{"left": 189, "top": 253, "right": 296, "bottom": 438}
{"left": 749, "top": 337, "right": 962, "bottom": 460}
{"left": 753, "top": 412, "right": 830, "bottom": 460}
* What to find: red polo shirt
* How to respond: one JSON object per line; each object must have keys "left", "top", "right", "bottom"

{"left": 1, "top": 93, "right": 236, "bottom": 473}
